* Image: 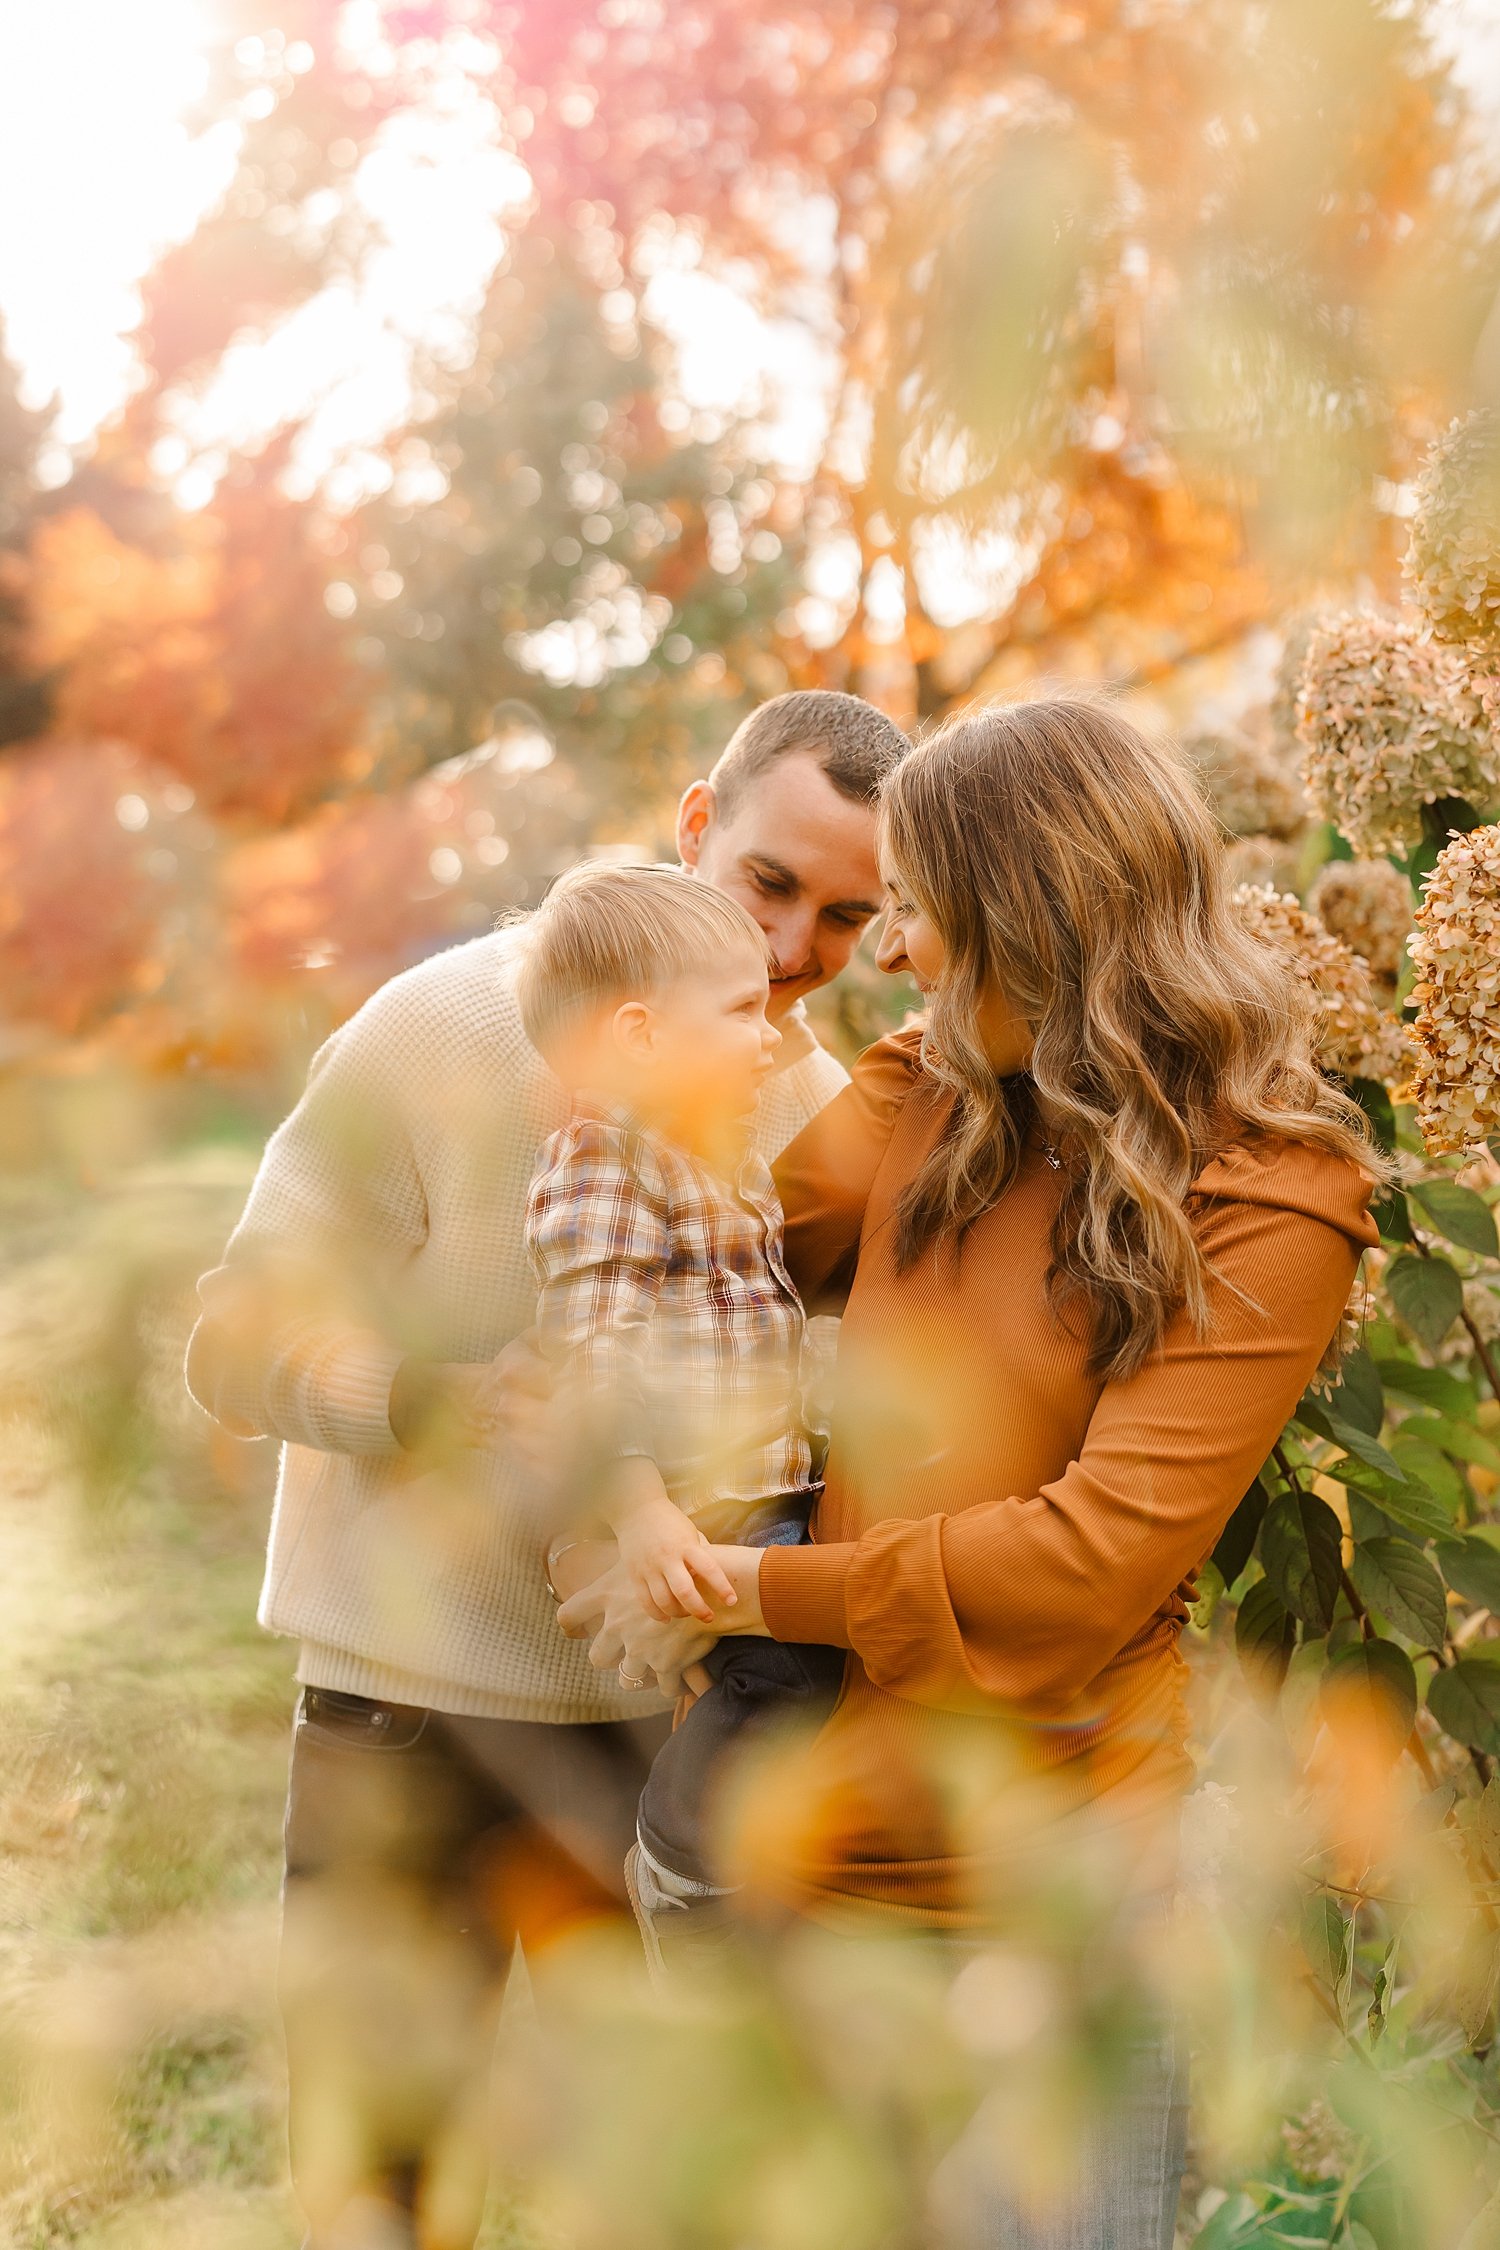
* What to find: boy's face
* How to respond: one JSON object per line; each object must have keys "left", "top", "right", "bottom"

{"left": 676, "top": 753, "right": 885, "bottom": 1017}
{"left": 614, "top": 946, "right": 780, "bottom": 1149}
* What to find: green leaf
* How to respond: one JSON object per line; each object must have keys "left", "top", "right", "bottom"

{"left": 1366, "top": 1962, "right": 1389, "bottom": 2046}
{"left": 1349, "top": 1539, "right": 1449, "bottom": 1647}
{"left": 1235, "top": 1579, "right": 1297, "bottom": 1699}
{"left": 1388, "top": 1435, "right": 1469, "bottom": 1516}
{"left": 1347, "top": 1489, "right": 1410, "bottom": 1546}
{"left": 1476, "top": 1776, "right": 1500, "bottom": 1865}
{"left": 1437, "top": 1531, "right": 1500, "bottom": 1613}
{"left": 1371, "top": 1188, "right": 1413, "bottom": 1245}
{"left": 1397, "top": 1413, "right": 1500, "bottom": 1472}
{"left": 1411, "top": 1179, "right": 1499, "bottom": 1259}
{"left": 1261, "top": 1490, "right": 1344, "bottom": 1632}
{"left": 1323, "top": 1637, "right": 1419, "bottom": 1738}
{"left": 1386, "top": 1251, "right": 1464, "bottom": 1352}
{"left": 1324, "top": 1345, "right": 1383, "bottom": 1437}
{"left": 1324, "top": 1457, "right": 1453, "bottom": 1541}
{"left": 1427, "top": 1655, "right": 1500, "bottom": 1756}
{"left": 1295, "top": 1398, "right": 1405, "bottom": 1480}
{"left": 1190, "top": 2195, "right": 1259, "bottom": 2250}
{"left": 1414, "top": 1778, "right": 1458, "bottom": 1829}
{"left": 1190, "top": 1559, "right": 1225, "bottom": 1630}
{"left": 1302, "top": 1890, "right": 1350, "bottom": 1993}
{"left": 1213, "top": 1475, "right": 1269, "bottom": 1589}
{"left": 1348, "top": 1077, "right": 1397, "bottom": 1151}
{"left": 1375, "top": 1357, "right": 1477, "bottom": 1417}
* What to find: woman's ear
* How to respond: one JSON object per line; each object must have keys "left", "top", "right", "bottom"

{"left": 610, "top": 999, "right": 657, "bottom": 1061}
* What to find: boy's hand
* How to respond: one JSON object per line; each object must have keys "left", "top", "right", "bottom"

{"left": 615, "top": 1489, "right": 738, "bottom": 1625}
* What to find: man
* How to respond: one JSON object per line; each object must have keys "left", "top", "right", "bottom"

{"left": 186, "top": 689, "right": 905, "bottom": 2250}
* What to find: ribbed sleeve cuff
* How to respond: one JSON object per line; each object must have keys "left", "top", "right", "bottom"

{"left": 264, "top": 1325, "right": 407, "bottom": 1456}
{"left": 759, "top": 1540, "right": 857, "bottom": 1647}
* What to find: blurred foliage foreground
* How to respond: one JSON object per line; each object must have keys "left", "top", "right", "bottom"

{"left": 9, "top": 0, "right": 1500, "bottom": 2242}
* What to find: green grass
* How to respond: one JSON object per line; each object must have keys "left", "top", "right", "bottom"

{"left": 0, "top": 1148, "right": 301, "bottom": 2246}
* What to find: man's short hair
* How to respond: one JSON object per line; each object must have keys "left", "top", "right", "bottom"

{"left": 516, "top": 862, "right": 768, "bottom": 1058}
{"left": 708, "top": 690, "right": 908, "bottom": 820}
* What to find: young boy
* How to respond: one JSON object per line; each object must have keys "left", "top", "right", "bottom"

{"left": 516, "top": 862, "right": 843, "bottom": 1967}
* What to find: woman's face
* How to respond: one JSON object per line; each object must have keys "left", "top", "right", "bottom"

{"left": 876, "top": 857, "right": 1035, "bottom": 1076}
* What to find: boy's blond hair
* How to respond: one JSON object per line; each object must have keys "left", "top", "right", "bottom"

{"left": 516, "top": 862, "right": 770, "bottom": 1057}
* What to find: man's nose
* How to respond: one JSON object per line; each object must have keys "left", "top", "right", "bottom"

{"left": 764, "top": 902, "right": 818, "bottom": 977}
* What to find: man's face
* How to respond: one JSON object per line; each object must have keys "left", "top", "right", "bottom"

{"left": 676, "top": 752, "right": 885, "bottom": 1018}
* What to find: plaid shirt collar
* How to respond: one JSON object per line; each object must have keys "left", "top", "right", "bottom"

{"left": 570, "top": 1089, "right": 766, "bottom": 1200}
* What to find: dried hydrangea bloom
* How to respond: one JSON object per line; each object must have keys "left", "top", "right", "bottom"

{"left": 1409, "top": 824, "right": 1500, "bottom": 1153}
{"left": 1233, "top": 882, "right": 1413, "bottom": 1087}
{"left": 1224, "top": 836, "right": 1302, "bottom": 896}
{"left": 1295, "top": 610, "right": 1496, "bottom": 856}
{"left": 1405, "top": 410, "right": 1500, "bottom": 664}
{"left": 1306, "top": 857, "right": 1413, "bottom": 992}
{"left": 1188, "top": 727, "right": 1308, "bottom": 841}
{"left": 1270, "top": 607, "right": 1328, "bottom": 758}
{"left": 1313, "top": 1268, "right": 1376, "bottom": 1389}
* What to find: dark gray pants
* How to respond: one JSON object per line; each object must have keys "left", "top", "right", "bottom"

{"left": 281, "top": 1687, "right": 669, "bottom": 2250}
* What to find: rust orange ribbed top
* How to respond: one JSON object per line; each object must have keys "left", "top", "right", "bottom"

{"left": 756, "top": 1030, "right": 1377, "bottom": 1927}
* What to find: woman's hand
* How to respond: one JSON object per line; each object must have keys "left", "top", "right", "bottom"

{"left": 556, "top": 1544, "right": 766, "bottom": 1694}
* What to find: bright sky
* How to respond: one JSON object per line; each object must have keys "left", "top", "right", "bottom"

{"left": 1, "top": 0, "right": 1497, "bottom": 628}
{"left": 0, "top": 0, "right": 833, "bottom": 504}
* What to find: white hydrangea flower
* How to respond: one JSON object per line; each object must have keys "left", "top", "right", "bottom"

{"left": 1295, "top": 610, "right": 1496, "bottom": 857}
{"left": 1306, "top": 857, "right": 1414, "bottom": 993}
{"left": 1409, "top": 825, "right": 1500, "bottom": 1153}
{"left": 1189, "top": 727, "right": 1308, "bottom": 842}
{"left": 1233, "top": 882, "right": 1413, "bottom": 1088}
{"left": 1405, "top": 409, "right": 1500, "bottom": 665}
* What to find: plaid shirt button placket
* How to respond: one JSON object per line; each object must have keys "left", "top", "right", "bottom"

{"left": 527, "top": 1103, "right": 816, "bottom": 1517}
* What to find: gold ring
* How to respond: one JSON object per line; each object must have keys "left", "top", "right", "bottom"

{"left": 618, "top": 1663, "right": 650, "bottom": 1691}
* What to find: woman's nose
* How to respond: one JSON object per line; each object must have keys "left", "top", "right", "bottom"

{"left": 874, "top": 914, "right": 906, "bottom": 976}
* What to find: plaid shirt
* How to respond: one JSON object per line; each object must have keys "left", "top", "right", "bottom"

{"left": 526, "top": 1101, "right": 816, "bottom": 1529}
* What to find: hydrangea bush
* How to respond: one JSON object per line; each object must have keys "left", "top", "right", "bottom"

{"left": 1199, "top": 442, "right": 1500, "bottom": 2177}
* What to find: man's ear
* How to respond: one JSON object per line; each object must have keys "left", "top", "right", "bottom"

{"left": 609, "top": 999, "right": 657, "bottom": 1061}
{"left": 676, "top": 780, "right": 716, "bottom": 870}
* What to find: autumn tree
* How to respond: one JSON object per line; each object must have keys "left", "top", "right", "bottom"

{"left": 0, "top": 324, "right": 54, "bottom": 749}
{"left": 137, "top": 0, "right": 1500, "bottom": 743}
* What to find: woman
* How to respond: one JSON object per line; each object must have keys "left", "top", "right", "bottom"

{"left": 562, "top": 696, "right": 1379, "bottom": 2245}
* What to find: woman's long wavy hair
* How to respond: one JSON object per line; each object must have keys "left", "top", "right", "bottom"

{"left": 881, "top": 696, "right": 1379, "bottom": 1381}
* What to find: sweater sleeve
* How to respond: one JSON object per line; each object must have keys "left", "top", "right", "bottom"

{"left": 185, "top": 1003, "right": 430, "bottom": 1458}
{"left": 772, "top": 1025, "right": 926, "bottom": 1310}
{"left": 760, "top": 1172, "right": 1367, "bottom": 1716}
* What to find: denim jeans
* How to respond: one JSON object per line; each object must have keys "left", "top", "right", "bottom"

{"left": 636, "top": 1633, "right": 846, "bottom": 1885}
{"left": 927, "top": 2015, "right": 1188, "bottom": 2249}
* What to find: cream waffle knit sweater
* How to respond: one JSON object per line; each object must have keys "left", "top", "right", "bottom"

{"left": 186, "top": 928, "right": 847, "bottom": 1722}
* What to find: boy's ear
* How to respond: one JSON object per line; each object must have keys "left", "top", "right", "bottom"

{"left": 609, "top": 998, "right": 657, "bottom": 1061}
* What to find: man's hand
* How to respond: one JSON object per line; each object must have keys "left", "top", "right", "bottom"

{"left": 388, "top": 1358, "right": 498, "bottom": 1453}
{"left": 611, "top": 1471, "right": 737, "bottom": 1625}
{"left": 556, "top": 1560, "right": 715, "bottom": 1697}
{"left": 556, "top": 1543, "right": 766, "bottom": 1696}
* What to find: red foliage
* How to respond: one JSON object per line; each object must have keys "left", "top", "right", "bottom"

{"left": 0, "top": 742, "right": 166, "bottom": 1038}
{"left": 29, "top": 453, "right": 371, "bottom": 824}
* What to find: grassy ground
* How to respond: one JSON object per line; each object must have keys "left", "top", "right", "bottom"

{"left": 0, "top": 1146, "right": 303, "bottom": 2245}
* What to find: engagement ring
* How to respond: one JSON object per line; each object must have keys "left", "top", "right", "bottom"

{"left": 618, "top": 1663, "right": 650, "bottom": 1691}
